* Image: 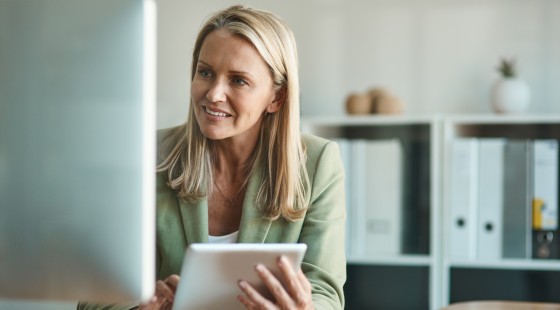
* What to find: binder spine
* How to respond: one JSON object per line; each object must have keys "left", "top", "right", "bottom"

{"left": 477, "top": 139, "right": 505, "bottom": 261}
{"left": 449, "top": 139, "right": 479, "bottom": 260}
{"left": 363, "top": 139, "right": 403, "bottom": 256}
{"left": 502, "top": 140, "right": 533, "bottom": 259}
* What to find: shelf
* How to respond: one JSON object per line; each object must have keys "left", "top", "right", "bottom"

{"left": 304, "top": 114, "right": 560, "bottom": 127}
{"left": 443, "top": 115, "right": 560, "bottom": 139}
{"left": 303, "top": 115, "right": 441, "bottom": 309}
{"left": 302, "top": 114, "right": 439, "bottom": 126}
{"left": 303, "top": 115, "right": 560, "bottom": 310}
{"left": 348, "top": 254, "right": 432, "bottom": 267}
{"left": 447, "top": 259, "right": 560, "bottom": 271}
{"left": 443, "top": 114, "right": 560, "bottom": 124}
{"left": 441, "top": 115, "right": 560, "bottom": 308}
{"left": 346, "top": 264, "right": 430, "bottom": 309}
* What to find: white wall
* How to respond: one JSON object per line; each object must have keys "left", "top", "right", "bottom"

{"left": 156, "top": 0, "right": 560, "bottom": 129}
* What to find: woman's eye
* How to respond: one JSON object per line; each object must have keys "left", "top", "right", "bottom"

{"left": 232, "top": 77, "right": 247, "bottom": 86}
{"left": 198, "top": 69, "right": 212, "bottom": 78}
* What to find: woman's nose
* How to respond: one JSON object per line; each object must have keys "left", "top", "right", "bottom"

{"left": 206, "top": 80, "right": 227, "bottom": 102}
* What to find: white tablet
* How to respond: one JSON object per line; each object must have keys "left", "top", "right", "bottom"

{"left": 172, "top": 243, "right": 307, "bottom": 310}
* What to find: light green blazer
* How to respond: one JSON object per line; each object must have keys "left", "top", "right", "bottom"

{"left": 78, "top": 134, "right": 346, "bottom": 310}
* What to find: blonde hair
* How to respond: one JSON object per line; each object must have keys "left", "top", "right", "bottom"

{"left": 157, "top": 5, "right": 309, "bottom": 221}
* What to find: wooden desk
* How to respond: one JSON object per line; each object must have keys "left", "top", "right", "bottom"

{"left": 442, "top": 301, "right": 560, "bottom": 310}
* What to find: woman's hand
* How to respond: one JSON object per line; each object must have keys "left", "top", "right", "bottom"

{"left": 138, "top": 275, "right": 180, "bottom": 310}
{"left": 237, "top": 255, "right": 313, "bottom": 310}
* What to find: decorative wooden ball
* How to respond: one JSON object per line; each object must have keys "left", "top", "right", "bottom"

{"left": 376, "top": 93, "right": 405, "bottom": 114}
{"left": 368, "top": 87, "right": 390, "bottom": 112}
{"left": 345, "top": 93, "right": 372, "bottom": 115}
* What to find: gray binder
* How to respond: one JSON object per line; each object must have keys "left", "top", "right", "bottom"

{"left": 502, "top": 140, "right": 533, "bottom": 259}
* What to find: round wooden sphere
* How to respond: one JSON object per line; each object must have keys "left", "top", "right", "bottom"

{"left": 345, "top": 93, "right": 372, "bottom": 115}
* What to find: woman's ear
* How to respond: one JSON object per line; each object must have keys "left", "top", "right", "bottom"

{"left": 267, "top": 86, "right": 286, "bottom": 113}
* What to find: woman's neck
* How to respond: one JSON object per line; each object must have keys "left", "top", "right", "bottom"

{"left": 212, "top": 139, "right": 255, "bottom": 183}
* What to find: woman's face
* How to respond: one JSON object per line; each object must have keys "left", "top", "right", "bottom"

{"left": 191, "top": 29, "right": 280, "bottom": 144}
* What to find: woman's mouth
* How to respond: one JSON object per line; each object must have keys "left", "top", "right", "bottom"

{"left": 204, "top": 106, "right": 231, "bottom": 117}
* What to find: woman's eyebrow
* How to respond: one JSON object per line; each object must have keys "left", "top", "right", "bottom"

{"left": 197, "top": 59, "right": 212, "bottom": 67}
{"left": 198, "top": 59, "right": 255, "bottom": 79}
{"left": 229, "top": 70, "right": 254, "bottom": 79}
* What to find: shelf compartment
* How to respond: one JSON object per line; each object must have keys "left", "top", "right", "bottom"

{"left": 449, "top": 267, "right": 560, "bottom": 304}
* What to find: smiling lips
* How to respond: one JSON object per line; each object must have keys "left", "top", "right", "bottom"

{"left": 205, "top": 106, "right": 231, "bottom": 118}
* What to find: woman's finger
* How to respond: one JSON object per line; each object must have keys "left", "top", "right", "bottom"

{"left": 277, "top": 256, "right": 312, "bottom": 309}
{"left": 160, "top": 299, "right": 173, "bottom": 310}
{"left": 154, "top": 280, "right": 175, "bottom": 304}
{"left": 138, "top": 274, "right": 180, "bottom": 310}
{"left": 295, "top": 268, "right": 313, "bottom": 309}
{"left": 276, "top": 255, "right": 304, "bottom": 301}
{"left": 238, "top": 279, "right": 276, "bottom": 309}
{"left": 163, "top": 274, "right": 181, "bottom": 293}
{"left": 255, "top": 263, "right": 294, "bottom": 309}
{"left": 297, "top": 268, "right": 312, "bottom": 294}
{"left": 237, "top": 292, "right": 257, "bottom": 309}
{"left": 238, "top": 262, "right": 313, "bottom": 310}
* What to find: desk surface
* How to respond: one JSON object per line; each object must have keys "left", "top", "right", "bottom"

{"left": 443, "top": 301, "right": 560, "bottom": 310}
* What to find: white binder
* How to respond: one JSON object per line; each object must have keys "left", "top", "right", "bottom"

{"left": 363, "top": 139, "right": 403, "bottom": 256}
{"left": 449, "top": 138, "right": 479, "bottom": 260}
{"left": 476, "top": 139, "right": 505, "bottom": 260}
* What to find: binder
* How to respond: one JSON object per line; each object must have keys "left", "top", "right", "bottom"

{"left": 502, "top": 140, "right": 533, "bottom": 259}
{"left": 359, "top": 139, "right": 403, "bottom": 257}
{"left": 476, "top": 139, "right": 505, "bottom": 260}
{"left": 531, "top": 139, "right": 559, "bottom": 259}
{"left": 449, "top": 139, "right": 479, "bottom": 260}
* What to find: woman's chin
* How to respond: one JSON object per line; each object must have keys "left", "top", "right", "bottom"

{"left": 199, "top": 129, "right": 228, "bottom": 141}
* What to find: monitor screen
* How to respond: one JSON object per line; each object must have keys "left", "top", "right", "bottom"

{"left": 0, "top": 0, "right": 155, "bottom": 304}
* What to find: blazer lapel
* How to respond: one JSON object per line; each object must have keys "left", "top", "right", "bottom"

{"left": 178, "top": 197, "right": 209, "bottom": 244}
{"left": 238, "top": 164, "right": 272, "bottom": 243}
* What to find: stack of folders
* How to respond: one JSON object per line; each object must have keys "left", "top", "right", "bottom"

{"left": 449, "top": 138, "right": 559, "bottom": 261}
{"left": 335, "top": 138, "right": 404, "bottom": 259}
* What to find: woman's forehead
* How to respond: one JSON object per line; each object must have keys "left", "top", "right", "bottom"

{"left": 198, "top": 29, "right": 271, "bottom": 75}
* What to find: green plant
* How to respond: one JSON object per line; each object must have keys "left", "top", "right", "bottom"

{"left": 497, "top": 58, "right": 517, "bottom": 78}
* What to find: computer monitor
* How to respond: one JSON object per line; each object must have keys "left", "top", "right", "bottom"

{"left": 0, "top": 0, "right": 156, "bottom": 304}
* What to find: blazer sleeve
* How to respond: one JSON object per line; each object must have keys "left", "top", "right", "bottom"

{"left": 300, "top": 139, "right": 347, "bottom": 309}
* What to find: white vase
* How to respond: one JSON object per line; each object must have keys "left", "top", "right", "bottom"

{"left": 491, "top": 77, "right": 531, "bottom": 114}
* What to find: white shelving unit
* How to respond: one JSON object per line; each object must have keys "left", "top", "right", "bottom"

{"left": 302, "top": 115, "right": 442, "bottom": 310}
{"left": 441, "top": 114, "right": 560, "bottom": 307}
{"left": 303, "top": 114, "right": 560, "bottom": 310}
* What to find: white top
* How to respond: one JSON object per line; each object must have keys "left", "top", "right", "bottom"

{"left": 208, "top": 231, "right": 239, "bottom": 244}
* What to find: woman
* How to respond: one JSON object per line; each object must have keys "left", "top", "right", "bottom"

{"left": 80, "top": 4, "right": 345, "bottom": 310}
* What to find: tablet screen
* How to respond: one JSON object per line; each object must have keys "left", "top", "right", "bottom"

{"left": 172, "top": 243, "right": 307, "bottom": 310}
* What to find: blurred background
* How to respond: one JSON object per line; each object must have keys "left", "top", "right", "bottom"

{"left": 157, "top": 0, "right": 560, "bottom": 129}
